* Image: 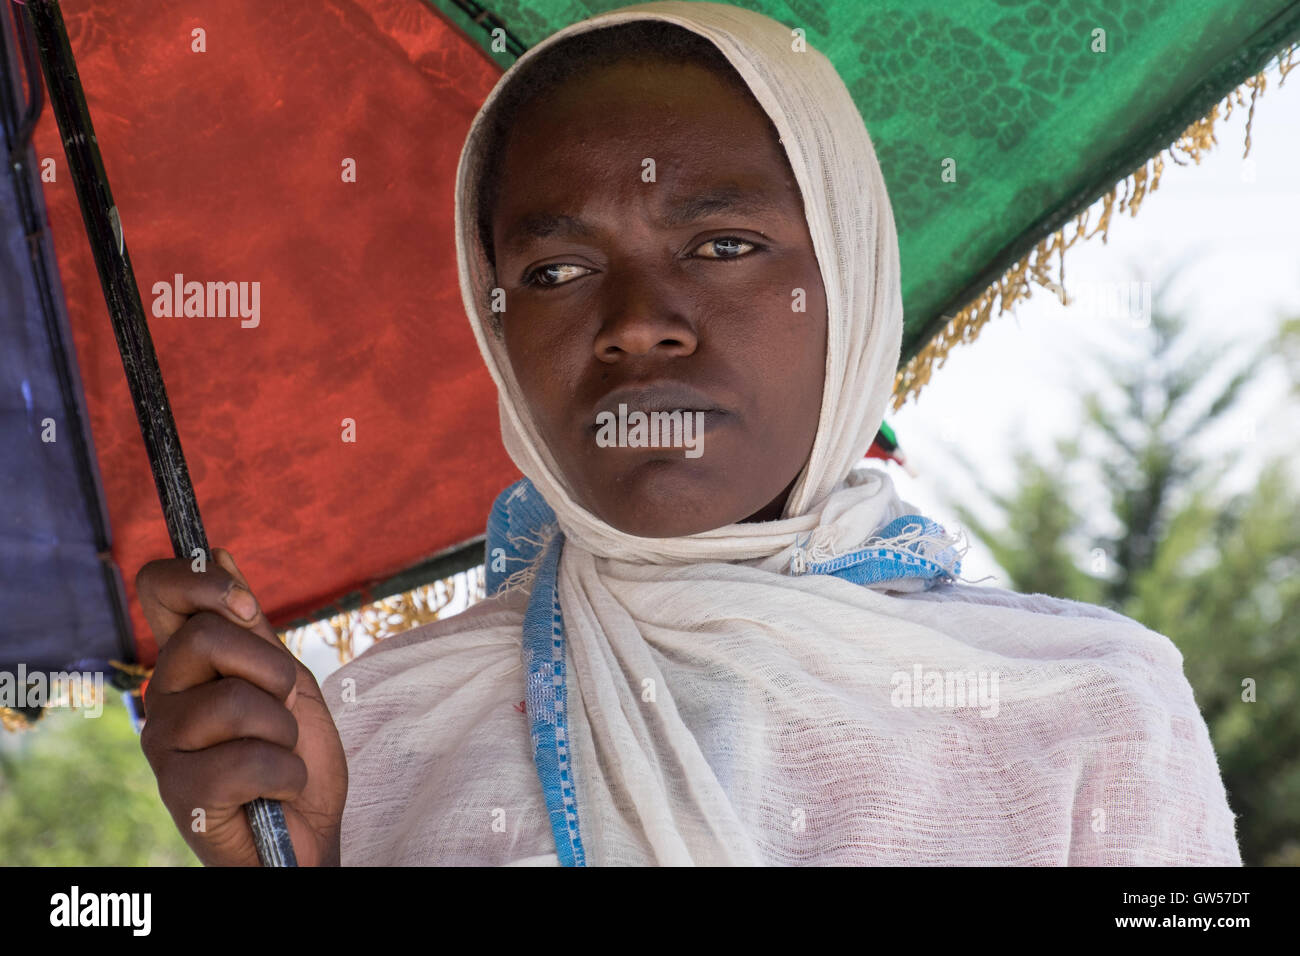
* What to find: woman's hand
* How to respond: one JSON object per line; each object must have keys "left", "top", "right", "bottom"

{"left": 135, "top": 548, "right": 347, "bottom": 866}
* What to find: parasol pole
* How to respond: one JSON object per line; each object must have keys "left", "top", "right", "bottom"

{"left": 14, "top": 0, "right": 297, "bottom": 867}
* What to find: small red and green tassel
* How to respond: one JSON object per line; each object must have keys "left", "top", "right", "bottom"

{"left": 866, "top": 421, "right": 917, "bottom": 476}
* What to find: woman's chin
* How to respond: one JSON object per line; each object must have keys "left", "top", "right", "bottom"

{"left": 578, "top": 458, "right": 764, "bottom": 538}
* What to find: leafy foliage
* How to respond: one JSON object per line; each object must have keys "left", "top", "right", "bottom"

{"left": 0, "top": 694, "right": 198, "bottom": 866}
{"left": 939, "top": 292, "right": 1299, "bottom": 866}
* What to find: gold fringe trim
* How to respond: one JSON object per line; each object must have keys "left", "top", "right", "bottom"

{"left": 107, "top": 659, "right": 153, "bottom": 689}
{"left": 890, "top": 41, "right": 1298, "bottom": 411}
{"left": 279, "top": 565, "right": 487, "bottom": 666}
{"left": 0, "top": 674, "right": 111, "bottom": 732}
{"left": 1, "top": 706, "right": 35, "bottom": 732}
{"left": 3, "top": 571, "right": 486, "bottom": 730}
{"left": 106, "top": 659, "right": 151, "bottom": 677}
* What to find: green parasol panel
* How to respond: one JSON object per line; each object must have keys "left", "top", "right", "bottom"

{"left": 429, "top": 0, "right": 1300, "bottom": 403}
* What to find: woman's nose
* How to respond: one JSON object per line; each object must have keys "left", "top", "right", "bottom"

{"left": 592, "top": 268, "right": 698, "bottom": 362}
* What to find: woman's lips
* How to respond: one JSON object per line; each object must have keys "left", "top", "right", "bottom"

{"left": 589, "top": 381, "right": 731, "bottom": 425}
{"left": 586, "top": 407, "right": 727, "bottom": 432}
{"left": 584, "top": 381, "right": 735, "bottom": 458}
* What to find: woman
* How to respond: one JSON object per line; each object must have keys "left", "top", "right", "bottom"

{"left": 136, "top": 1, "right": 1241, "bottom": 866}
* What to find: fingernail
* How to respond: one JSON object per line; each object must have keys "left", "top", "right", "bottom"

{"left": 226, "top": 585, "right": 258, "bottom": 621}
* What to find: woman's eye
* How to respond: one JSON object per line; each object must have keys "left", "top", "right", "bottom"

{"left": 524, "top": 263, "right": 593, "bottom": 288}
{"left": 523, "top": 238, "right": 758, "bottom": 287}
{"left": 692, "top": 236, "right": 757, "bottom": 259}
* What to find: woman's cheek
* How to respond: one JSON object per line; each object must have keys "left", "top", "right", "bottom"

{"left": 738, "top": 276, "right": 823, "bottom": 359}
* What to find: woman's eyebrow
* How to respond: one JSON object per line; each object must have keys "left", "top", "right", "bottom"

{"left": 502, "top": 186, "right": 786, "bottom": 255}
{"left": 504, "top": 213, "right": 594, "bottom": 254}
{"left": 658, "top": 186, "right": 784, "bottom": 227}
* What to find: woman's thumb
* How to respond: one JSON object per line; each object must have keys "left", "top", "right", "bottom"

{"left": 212, "top": 548, "right": 298, "bottom": 710}
{"left": 213, "top": 547, "right": 250, "bottom": 590}
{"left": 212, "top": 547, "right": 281, "bottom": 646}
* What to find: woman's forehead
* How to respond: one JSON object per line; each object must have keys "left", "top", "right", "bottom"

{"left": 503, "top": 54, "right": 770, "bottom": 132}
{"left": 489, "top": 62, "right": 796, "bottom": 218}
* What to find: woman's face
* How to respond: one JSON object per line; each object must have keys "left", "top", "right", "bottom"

{"left": 490, "top": 56, "right": 828, "bottom": 537}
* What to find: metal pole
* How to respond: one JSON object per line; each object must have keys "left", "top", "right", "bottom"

{"left": 15, "top": 0, "right": 297, "bottom": 867}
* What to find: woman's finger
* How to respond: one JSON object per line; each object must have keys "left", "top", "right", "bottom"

{"left": 162, "top": 738, "right": 310, "bottom": 813}
{"left": 135, "top": 553, "right": 263, "bottom": 648}
{"left": 149, "top": 676, "right": 301, "bottom": 753}
{"left": 146, "top": 612, "right": 298, "bottom": 701}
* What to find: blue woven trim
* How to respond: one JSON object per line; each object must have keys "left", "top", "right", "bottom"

{"left": 485, "top": 477, "right": 557, "bottom": 597}
{"left": 804, "top": 514, "right": 962, "bottom": 589}
{"left": 521, "top": 532, "right": 587, "bottom": 867}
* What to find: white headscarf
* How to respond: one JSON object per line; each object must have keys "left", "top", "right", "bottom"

{"left": 456, "top": 0, "right": 926, "bottom": 570}
{"left": 440, "top": 0, "right": 1240, "bottom": 865}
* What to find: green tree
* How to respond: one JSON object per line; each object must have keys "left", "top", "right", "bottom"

{"left": 946, "top": 439, "right": 1104, "bottom": 606}
{"left": 937, "top": 280, "right": 1299, "bottom": 865}
{"left": 0, "top": 693, "right": 198, "bottom": 865}
{"left": 1129, "top": 460, "right": 1300, "bottom": 866}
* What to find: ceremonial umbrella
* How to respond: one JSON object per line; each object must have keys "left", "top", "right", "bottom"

{"left": 2, "top": 0, "right": 1297, "bottom": 858}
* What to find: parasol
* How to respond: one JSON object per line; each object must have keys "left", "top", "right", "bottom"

{"left": 1, "top": 0, "right": 1296, "bottom": 860}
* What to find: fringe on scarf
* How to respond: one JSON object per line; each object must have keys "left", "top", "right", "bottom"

{"left": 796, "top": 518, "right": 992, "bottom": 586}
{"left": 891, "top": 41, "right": 1298, "bottom": 411}
{"left": 495, "top": 522, "right": 561, "bottom": 599}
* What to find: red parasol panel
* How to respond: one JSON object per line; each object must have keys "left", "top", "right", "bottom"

{"left": 31, "top": 0, "right": 513, "bottom": 663}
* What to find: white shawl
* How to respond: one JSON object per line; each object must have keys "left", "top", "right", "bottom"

{"left": 322, "top": 0, "right": 1241, "bottom": 865}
